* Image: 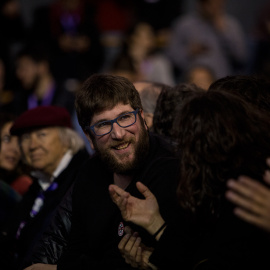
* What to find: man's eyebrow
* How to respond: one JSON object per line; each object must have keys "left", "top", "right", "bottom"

{"left": 92, "top": 111, "right": 131, "bottom": 125}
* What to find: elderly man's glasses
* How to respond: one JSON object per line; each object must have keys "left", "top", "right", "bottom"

{"left": 85, "top": 108, "right": 139, "bottom": 136}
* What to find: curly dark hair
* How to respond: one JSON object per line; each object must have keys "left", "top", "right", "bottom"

{"left": 173, "top": 90, "right": 270, "bottom": 217}
{"left": 209, "top": 74, "right": 270, "bottom": 114}
{"left": 153, "top": 83, "right": 203, "bottom": 142}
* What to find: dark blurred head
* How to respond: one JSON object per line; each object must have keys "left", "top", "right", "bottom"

{"left": 173, "top": 90, "right": 270, "bottom": 215}
{"left": 15, "top": 45, "right": 51, "bottom": 91}
{"left": 153, "top": 83, "right": 203, "bottom": 141}
{"left": 209, "top": 74, "right": 270, "bottom": 114}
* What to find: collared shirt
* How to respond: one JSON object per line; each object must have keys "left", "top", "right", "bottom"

{"left": 31, "top": 150, "right": 73, "bottom": 191}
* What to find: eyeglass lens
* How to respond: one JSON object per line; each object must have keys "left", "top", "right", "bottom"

{"left": 94, "top": 112, "right": 136, "bottom": 136}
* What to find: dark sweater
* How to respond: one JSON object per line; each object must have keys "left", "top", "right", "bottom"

{"left": 57, "top": 133, "right": 180, "bottom": 269}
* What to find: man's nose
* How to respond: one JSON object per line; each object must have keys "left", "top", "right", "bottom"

{"left": 110, "top": 122, "right": 125, "bottom": 139}
{"left": 28, "top": 134, "right": 39, "bottom": 149}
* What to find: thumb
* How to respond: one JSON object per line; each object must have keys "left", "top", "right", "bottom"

{"left": 136, "top": 182, "right": 153, "bottom": 199}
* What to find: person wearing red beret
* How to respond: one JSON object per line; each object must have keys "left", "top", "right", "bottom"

{"left": 0, "top": 105, "right": 89, "bottom": 270}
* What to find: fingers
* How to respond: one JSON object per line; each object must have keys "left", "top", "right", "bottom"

{"left": 226, "top": 176, "right": 268, "bottom": 206}
{"left": 108, "top": 184, "right": 129, "bottom": 210}
{"left": 263, "top": 169, "right": 270, "bottom": 185}
{"left": 124, "top": 226, "right": 133, "bottom": 235}
{"left": 226, "top": 176, "right": 270, "bottom": 232}
{"left": 118, "top": 232, "right": 142, "bottom": 268}
{"left": 108, "top": 184, "right": 129, "bottom": 200}
{"left": 23, "top": 264, "right": 57, "bottom": 270}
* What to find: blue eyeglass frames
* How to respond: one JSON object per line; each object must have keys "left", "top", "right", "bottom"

{"left": 85, "top": 108, "right": 140, "bottom": 136}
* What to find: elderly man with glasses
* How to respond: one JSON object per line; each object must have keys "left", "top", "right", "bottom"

{"left": 27, "top": 74, "right": 180, "bottom": 270}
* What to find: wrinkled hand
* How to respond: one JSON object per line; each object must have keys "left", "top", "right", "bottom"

{"left": 226, "top": 159, "right": 270, "bottom": 233}
{"left": 118, "top": 226, "right": 157, "bottom": 270}
{"left": 109, "top": 182, "right": 164, "bottom": 234}
{"left": 23, "top": 263, "right": 56, "bottom": 270}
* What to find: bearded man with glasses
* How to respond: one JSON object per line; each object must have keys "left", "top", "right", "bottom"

{"left": 29, "top": 73, "right": 180, "bottom": 270}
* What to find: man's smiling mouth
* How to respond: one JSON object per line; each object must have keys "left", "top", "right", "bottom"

{"left": 113, "top": 142, "right": 129, "bottom": 150}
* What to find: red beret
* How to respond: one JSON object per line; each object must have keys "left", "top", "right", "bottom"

{"left": 10, "top": 106, "right": 72, "bottom": 136}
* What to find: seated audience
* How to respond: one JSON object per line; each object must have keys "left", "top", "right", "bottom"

{"left": 11, "top": 45, "right": 76, "bottom": 116}
{"left": 0, "top": 112, "right": 32, "bottom": 196}
{"left": 0, "top": 111, "right": 32, "bottom": 233}
{"left": 0, "top": 105, "right": 89, "bottom": 270}
{"left": 166, "top": 0, "right": 248, "bottom": 81}
{"left": 112, "top": 21, "right": 176, "bottom": 85}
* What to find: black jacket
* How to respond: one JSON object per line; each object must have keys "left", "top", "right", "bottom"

{"left": 149, "top": 194, "right": 270, "bottom": 269}
{"left": 56, "top": 133, "right": 180, "bottom": 269}
{"left": 0, "top": 148, "right": 89, "bottom": 270}
{"left": 31, "top": 181, "right": 73, "bottom": 264}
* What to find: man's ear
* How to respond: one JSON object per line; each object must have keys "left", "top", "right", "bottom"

{"left": 83, "top": 130, "right": 95, "bottom": 150}
{"left": 140, "top": 110, "right": 148, "bottom": 130}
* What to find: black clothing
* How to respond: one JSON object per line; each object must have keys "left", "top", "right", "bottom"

{"left": 32, "top": 183, "right": 74, "bottom": 264}
{"left": 57, "top": 133, "right": 180, "bottom": 269}
{"left": 149, "top": 197, "right": 270, "bottom": 269}
{"left": 0, "top": 148, "right": 89, "bottom": 270}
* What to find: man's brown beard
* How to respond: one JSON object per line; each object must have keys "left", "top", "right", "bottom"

{"left": 93, "top": 123, "right": 149, "bottom": 174}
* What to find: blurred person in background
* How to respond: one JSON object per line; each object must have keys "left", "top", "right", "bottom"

{"left": 92, "top": 0, "right": 136, "bottom": 72}
{"left": 108, "top": 52, "right": 141, "bottom": 82}
{"left": 0, "top": 112, "right": 32, "bottom": 196}
{"left": 0, "top": 112, "right": 32, "bottom": 227}
{"left": 0, "top": 57, "right": 17, "bottom": 112}
{"left": 109, "top": 21, "right": 176, "bottom": 85}
{"left": 45, "top": 0, "right": 104, "bottom": 83}
{"left": 247, "top": 0, "right": 270, "bottom": 77}
{"left": 133, "top": 80, "right": 172, "bottom": 131}
{"left": 183, "top": 64, "right": 216, "bottom": 90}
{"left": 166, "top": 0, "right": 248, "bottom": 82}
{"left": 0, "top": 0, "right": 26, "bottom": 76}
{"left": 0, "top": 105, "right": 89, "bottom": 270}
{"left": 135, "top": 0, "right": 183, "bottom": 50}
{"left": 11, "top": 45, "right": 75, "bottom": 116}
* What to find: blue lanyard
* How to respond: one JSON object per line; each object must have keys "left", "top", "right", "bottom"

{"left": 16, "top": 182, "right": 58, "bottom": 239}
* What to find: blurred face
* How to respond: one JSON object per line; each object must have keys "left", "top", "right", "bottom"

{"left": 87, "top": 103, "right": 149, "bottom": 174}
{"left": 200, "top": 0, "right": 225, "bottom": 19}
{"left": 132, "top": 23, "right": 156, "bottom": 51}
{"left": 0, "top": 122, "right": 21, "bottom": 171}
{"left": 16, "top": 56, "right": 39, "bottom": 89}
{"left": 133, "top": 81, "right": 151, "bottom": 94}
{"left": 188, "top": 67, "right": 214, "bottom": 90}
{"left": 20, "top": 127, "right": 68, "bottom": 175}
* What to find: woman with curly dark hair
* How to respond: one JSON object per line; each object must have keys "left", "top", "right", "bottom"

{"left": 109, "top": 90, "right": 270, "bottom": 270}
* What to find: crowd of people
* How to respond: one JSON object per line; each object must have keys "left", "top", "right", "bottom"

{"left": 0, "top": 0, "right": 270, "bottom": 270}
